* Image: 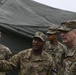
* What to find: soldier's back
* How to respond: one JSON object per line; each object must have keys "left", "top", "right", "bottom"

{"left": 0, "top": 44, "right": 12, "bottom": 75}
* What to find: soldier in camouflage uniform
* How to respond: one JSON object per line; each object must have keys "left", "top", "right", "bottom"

{"left": 0, "top": 31, "right": 56, "bottom": 75}
{"left": 58, "top": 20, "right": 76, "bottom": 75}
{"left": 44, "top": 26, "right": 67, "bottom": 75}
{"left": 0, "top": 32, "right": 12, "bottom": 75}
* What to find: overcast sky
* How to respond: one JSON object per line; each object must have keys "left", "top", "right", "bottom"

{"left": 33, "top": 0, "right": 76, "bottom": 12}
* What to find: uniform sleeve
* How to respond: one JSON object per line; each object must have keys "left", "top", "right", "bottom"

{"left": 0, "top": 53, "right": 20, "bottom": 71}
{"left": 48, "top": 56, "right": 57, "bottom": 75}
{"left": 51, "top": 61, "right": 57, "bottom": 75}
{"left": 0, "top": 49, "right": 29, "bottom": 72}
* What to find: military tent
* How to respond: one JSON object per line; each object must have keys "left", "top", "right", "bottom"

{"left": 0, "top": 0, "right": 76, "bottom": 75}
{"left": 0, "top": 0, "right": 76, "bottom": 54}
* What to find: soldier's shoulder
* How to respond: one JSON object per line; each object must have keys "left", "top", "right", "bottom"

{"left": 43, "top": 51, "right": 53, "bottom": 61}
{"left": 18, "top": 48, "right": 32, "bottom": 55}
{"left": 45, "top": 41, "right": 50, "bottom": 45}
{"left": 0, "top": 44, "right": 10, "bottom": 51}
{"left": 44, "top": 41, "right": 51, "bottom": 50}
{"left": 58, "top": 42, "right": 67, "bottom": 50}
{"left": 16, "top": 48, "right": 32, "bottom": 58}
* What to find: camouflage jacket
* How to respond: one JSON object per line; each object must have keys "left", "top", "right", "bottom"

{"left": 44, "top": 41, "right": 67, "bottom": 75}
{"left": 63, "top": 45, "right": 76, "bottom": 75}
{"left": 0, "top": 48, "right": 56, "bottom": 75}
{"left": 0, "top": 44, "right": 12, "bottom": 75}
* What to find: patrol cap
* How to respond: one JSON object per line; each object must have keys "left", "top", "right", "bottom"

{"left": 46, "top": 26, "right": 58, "bottom": 34}
{"left": 34, "top": 31, "right": 47, "bottom": 42}
{"left": 58, "top": 20, "right": 76, "bottom": 32}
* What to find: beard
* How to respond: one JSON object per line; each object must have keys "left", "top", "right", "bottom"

{"left": 32, "top": 47, "right": 43, "bottom": 54}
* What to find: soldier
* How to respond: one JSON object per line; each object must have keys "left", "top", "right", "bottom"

{"left": 58, "top": 20, "right": 76, "bottom": 75}
{"left": 0, "top": 31, "right": 56, "bottom": 75}
{"left": 0, "top": 32, "right": 12, "bottom": 75}
{"left": 44, "top": 26, "right": 67, "bottom": 75}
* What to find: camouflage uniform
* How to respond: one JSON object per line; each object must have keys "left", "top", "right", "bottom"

{"left": 44, "top": 26, "right": 67, "bottom": 75}
{"left": 0, "top": 49, "right": 56, "bottom": 75}
{"left": 0, "top": 44, "right": 12, "bottom": 75}
{"left": 58, "top": 20, "right": 76, "bottom": 75}
{"left": 63, "top": 45, "right": 76, "bottom": 75}
{"left": 44, "top": 41, "right": 66, "bottom": 75}
{"left": 0, "top": 31, "right": 56, "bottom": 75}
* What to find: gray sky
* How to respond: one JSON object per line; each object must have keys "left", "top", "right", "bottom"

{"left": 33, "top": 0, "right": 76, "bottom": 12}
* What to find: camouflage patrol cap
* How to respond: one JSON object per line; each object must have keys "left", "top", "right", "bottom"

{"left": 58, "top": 20, "right": 76, "bottom": 32}
{"left": 46, "top": 26, "right": 58, "bottom": 34}
{"left": 34, "top": 31, "right": 47, "bottom": 42}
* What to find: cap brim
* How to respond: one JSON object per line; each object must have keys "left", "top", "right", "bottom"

{"left": 34, "top": 37, "right": 44, "bottom": 42}
{"left": 46, "top": 31, "right": 56, "bottom": 34}
{"left": 58, "top": 27, "right": 72, "bottom": 32}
